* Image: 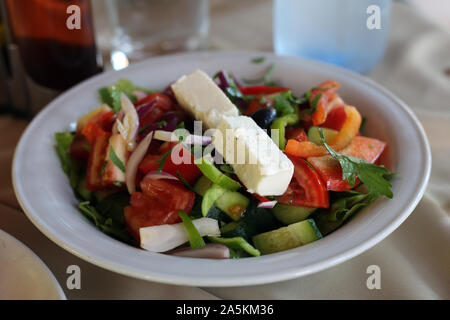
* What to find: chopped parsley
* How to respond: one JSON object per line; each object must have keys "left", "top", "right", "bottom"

{"left": 109, "top": 146, "right": 125, "bottom": 173}
{"left": 319, "top": 129, "right": 393, "bottom": 198}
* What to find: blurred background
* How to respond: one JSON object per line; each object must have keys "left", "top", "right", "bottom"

{"left": 1, "top": 0, "right": 450, "bottom": 117}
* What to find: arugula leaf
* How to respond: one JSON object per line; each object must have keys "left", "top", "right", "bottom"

{"left": 313, "top": 191, "right": 381, "bottom": 235}
{"left": 99, "top": 79, "right": 152, "bottom": 113}
{"left": 273, "top": 91, "right": 295, "bottom": 115}
{"left": 78, "top": 201, "right": 135, "bottom": 244}
{"left": 54, "top": 132, "right": 79, "bottom": 190}
{"left": 319, "top": 129, "right": 393, "bottom": 198}
{"left": 179, "top": 210, "right": 206, "bottom": 250}
{"left": 109, "top": 146, "right": 125, "bottom": 173}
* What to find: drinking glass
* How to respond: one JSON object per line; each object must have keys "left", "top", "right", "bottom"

{"left": 273, "top": 0, "right": 392, "bottom": 73}
{"left": 106, "top": 0, "right": 209, "bottom": 69}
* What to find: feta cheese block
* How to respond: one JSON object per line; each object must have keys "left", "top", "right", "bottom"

{"left": 171, "top": 69, "right": 239, "bottom": 128}
{"left": 213, "top": 115, "right": 294, "bottom": 196}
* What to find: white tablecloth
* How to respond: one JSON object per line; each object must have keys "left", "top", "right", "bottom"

{"left": 1, "top": 1, "right": 449, "bottom": 299}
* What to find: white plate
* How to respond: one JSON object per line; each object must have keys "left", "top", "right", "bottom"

{"left": 12, "top": 51, "right": 431, "bottom": 287}
{"left": 0, "top": 229, "right": 66, "bottom": 299}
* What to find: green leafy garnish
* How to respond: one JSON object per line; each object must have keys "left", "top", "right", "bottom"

{"left": 109, "top": 146, "right": 125, "bottom": 173}
{"left": 319, "top": 129, "right": 393, "bottom": 198}
{"left": 179, "top": 210, "right": 206, "bottom": 250}
{"left": 157, "top": 120, "right": 167, "bottom": 128}
{"left": 54, "top": 132, "right": 79, "bottom": 189}
{"left": 156, "top": 149, "right": 172, "bottom": 172}
{"left": 310, "top": 93, "right": 322, "bottom": 109}
{"left": 251, "top": 56, "right": 266, "bottom": 64}
{"left": 176, "top": 121, "right": 185, "bottom": 129}
{"left": 99, "top": 79, "right": 152, "bottom": 113}
{"left": 176, "top": 171, "right": 194, "bottom": 192}
{"left": 313, "top": 191, "right": 381, "bottom": 235}
{"left": 79, "top": 201, "right": 135, "bottom": 244}
{"left": 242, "top": 63, "right": 277, "bottom": 86}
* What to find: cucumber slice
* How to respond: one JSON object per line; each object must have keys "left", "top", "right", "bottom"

{"left": 193, "top": 175, "right": 212, "bottom": 196}
{"left": 195, "top": 157, "right": 241, "bottom": 191}
{"left": 272, "top": 204, "right": 316, "bottom": 224}
{"left": 195, "top": 176, "right": 249, "bottom": 221}
{"left": 215, "top": 191, "right": 249, "bottom": 221}
{"left": 252, "top": 219, "right": 322, "bottom": 255}
{"left": 308, "top": 126, "right": 338, "bottom": 145}
{"left": 202, "top": 184, "right": 226, "bottom": 217}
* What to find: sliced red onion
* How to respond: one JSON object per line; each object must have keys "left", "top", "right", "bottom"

{"left": 136, "top": 100, "right": 157, "bottom": 118}
{"left": 125, "top": 131, "right": 153, "bottom": 194}
{"left": 184, "top": 135, "right": 212, "bottom": 145}
{"left": 257, "top": 200, "right": 277, "bottom": 209}
{"left": 120, "top": 93, "right": 140, "bottom": 151}
{"left": 133, "top": 90, "right": 148, "bottom": 101}
{"left": 143, "top": 171, "right": 179, "bottom": 182}
{"left": 168, "top": 244, "right": 230, "bottom": 259}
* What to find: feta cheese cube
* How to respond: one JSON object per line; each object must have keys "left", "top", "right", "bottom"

{"left": 213, "top": 116, "right": 294, "bottom": 196}
{"left": 171, "top": 70, "right": 239, "bottom": 128}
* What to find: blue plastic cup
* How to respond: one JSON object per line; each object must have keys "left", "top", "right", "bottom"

{"left": 273, "top": 0, "right": 392, "bottom": 73}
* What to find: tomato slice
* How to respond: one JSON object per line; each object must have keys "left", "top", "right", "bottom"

{"left": 135, "top": 93, "right": 173, "bottom": 110}
{"left": 307, "top": 136, "right": 386, "bottom": 191}
{"left": 85, "top": 125, "right": 111, "bottom": 190}
{"left": 69, "top": 134, "right": 91, "bottom": 161}
{"left": 135, "top": 93, "right": 175, "bottom": 132}
{"left": 286, "top": 128, "right": 309, "bottom": 142}
{"left": 124, "top": 178, "right": 196, "bottom": 241}
{"left": 277, "top": 155, "right": 329, "bottom": 208}
{"left": 138, "top": 142, "right": 202, "bottom": 185}
{"left": 252, "top": 193, "right": 271, "bottom": 203}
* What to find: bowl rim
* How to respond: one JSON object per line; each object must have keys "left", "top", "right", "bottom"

{"left": 12, "top": 51, "right": 431, "bottom": 287}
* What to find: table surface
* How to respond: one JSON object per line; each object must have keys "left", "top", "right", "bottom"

{"left": 0, "top": 1, "right": 449, "bottom": 299}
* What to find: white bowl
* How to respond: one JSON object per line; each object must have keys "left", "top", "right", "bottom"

{"left": 12, "top": 52, "right": 431, "bottom": 287}
{"left": 0, "top": 230, "right": 66, "bottom": 299}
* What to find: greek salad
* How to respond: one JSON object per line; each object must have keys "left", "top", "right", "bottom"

{"left": 55, "top": 63, "right": 394, "bottom": 259}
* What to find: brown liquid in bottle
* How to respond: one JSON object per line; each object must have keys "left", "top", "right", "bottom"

{"left": 5, "top": 0, "right": 102, "bottom": 91}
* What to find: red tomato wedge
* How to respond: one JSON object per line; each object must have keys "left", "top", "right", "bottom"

{"left": 135, "top": 93, "right": 175, "bottom": 131}
{"left": 307, "top": 136, "right": 386, "bottom": 191}
{"left": 252, "top": 193, "right": 271, "bottom": 203}
{"left": 85, "top": 125, "right": 111, "bottom": 190}
{"left": 135, "top": 93, "right": 173, "bottom": 110}
{"left": 69, "top": 134, "right": 91, "bottom": 161}
{"left": 286, "top": 128, "right": 309, "bottom": 143}
{"left": 246, "top": 98, "right": 268, "bottom": 115}
{"left": 277, "top": 155, "right": 329, "bottom": 208}
{"left": 124, "top": 178, "right": 196, "bottom": 241}
{"left": 138, "top": 142, "right": 202, "bottom": 185}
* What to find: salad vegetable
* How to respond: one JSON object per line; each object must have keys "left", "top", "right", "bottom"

{"left": 55, "top": 65, "right": 394, "bottom": 260}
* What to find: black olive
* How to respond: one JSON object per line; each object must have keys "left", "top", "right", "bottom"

{"left": 250, "top": 107, "right": 277, "bottom": 129}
